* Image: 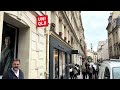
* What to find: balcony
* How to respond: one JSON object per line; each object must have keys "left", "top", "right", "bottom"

{"left": 59, "top": 32, "right": 62, "bottom": 38}
{"left": 64, "top": 37, "right": 67, "bottom": 41}
{"left": 50, "top": 23, "right": 55, "bottom": 31}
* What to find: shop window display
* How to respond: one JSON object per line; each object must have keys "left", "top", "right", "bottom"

{"left": 0, "top": 22, "right": 18, "bottom": 76}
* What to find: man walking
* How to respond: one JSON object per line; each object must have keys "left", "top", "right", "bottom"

{"left": 2, "top": 59, "right": 24, "bottom": 79}
{"left": 81, "top": 64, "right": 86, "bottom": 79}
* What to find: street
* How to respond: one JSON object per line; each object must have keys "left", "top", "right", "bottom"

{"left": 77, "top": 72, "right": 89, "bottom": 79}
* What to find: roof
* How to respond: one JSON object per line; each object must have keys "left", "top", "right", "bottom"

{"left": 102, "top": 59, "right": 120, "bottom": 68}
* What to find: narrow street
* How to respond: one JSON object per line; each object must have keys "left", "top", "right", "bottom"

{"left": 1, "top": 11, "right": 118, "bottom": 79}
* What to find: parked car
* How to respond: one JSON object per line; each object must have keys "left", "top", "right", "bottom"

{"left": 98, "top": 59, "right": 120, "bottom": 79}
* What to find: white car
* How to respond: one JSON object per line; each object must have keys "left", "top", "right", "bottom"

{"left": 98, "top": 59, "right": 120, "bottom": 79}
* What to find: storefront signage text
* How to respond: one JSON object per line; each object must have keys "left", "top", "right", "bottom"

{"left": 37, "top": 15, "right": 48, "bottom": 27}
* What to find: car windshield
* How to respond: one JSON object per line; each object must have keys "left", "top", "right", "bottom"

{"left": 112, "top": 67, "right": 120, "bottom": 79}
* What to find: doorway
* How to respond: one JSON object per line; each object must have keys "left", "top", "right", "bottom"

{"left": 0, "top": 22, "right": 19, "bottom": 76}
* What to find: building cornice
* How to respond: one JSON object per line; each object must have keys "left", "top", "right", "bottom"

{"left": 49, "top": 30, "right": 73, "bottom": 49}
{"left": 71, "top": 12, "right": 81, "bottom": 32}
{"left": 61, "top": 11, "right": 81, "bottom": 45}
{"left": 61, "top": 11, "right": 86, "bottom": 56}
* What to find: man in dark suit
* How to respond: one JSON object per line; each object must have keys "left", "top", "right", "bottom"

{"left": 2, "top": 59, "right": 24, "bottom": 79}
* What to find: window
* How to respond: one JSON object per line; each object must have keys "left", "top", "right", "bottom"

{"left": 51, "top": 11, "right": 55, "bottom": 23}
{"left": 59, "top": 18, "right": 62, "bottom": 32}
{"left": 71, "top": 36, "right": 73, "bottom": 46}
{"left": 54, "top": 49, "right": 59, "bottom": 79}
{"left": 64, "top": 25, "right": 66, "bottom": 37}
{"left": 104, "top": 67, "right": 110, "bottom": 79}
{"left": 112, "top": 67, "right": 120, "bottom": 79}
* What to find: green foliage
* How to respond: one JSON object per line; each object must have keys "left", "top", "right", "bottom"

{"left": 87, "top": 56, "right": 93, "bottom": 62}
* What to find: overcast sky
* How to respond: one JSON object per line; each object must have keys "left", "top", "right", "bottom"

{"left": 81, "top": 11, "right": 112, "bottom": 52}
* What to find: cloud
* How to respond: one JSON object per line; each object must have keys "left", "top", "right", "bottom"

{"left": 81, "top": 11, "right": 111, "bottom": 52}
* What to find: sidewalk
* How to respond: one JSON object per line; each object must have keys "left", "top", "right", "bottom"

{"left": 68, "top": 72, "right": 89, "bottom": 79}
{"left": 77, "top": 72, "right": 89, "bottom": 79}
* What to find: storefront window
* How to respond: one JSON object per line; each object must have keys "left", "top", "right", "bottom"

{"left": 0, "top": 22, "right": 18, "bottom": 76}
{"left": 62, "top": 52, "right": 65, "bottom": 78}
{"left": 59, "top": 51, "right": 63, "bottom": 78}
{"left": 59, "top": 51, "right": 66, "bottom": 79}
{"left": 67, "top": 54, "right": 70, "bottom": 64}
{"left": 54, "top": 49, "right": 59, "bottom": 79}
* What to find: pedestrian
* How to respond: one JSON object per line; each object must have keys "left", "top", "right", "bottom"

{"left": 69, "top": 67, "right": 74, "bottom": 79}
{"left": 96, "top": 64, "right": 99, "bottom": 79}
{"left": 73, "top": 66, "right": 78, "bottom": 79}
{"left": 85, "top": 62, "right": 89, "bottom": 79}
{"left": 92, "top": 65, "right": 96, "bottom": 79}
{"left": 2, "top": 59, "right": 24, "bottom": 79}
{"left": 77, "top": 64, "right": 80, "bottom": 75}
{"left": 89, "top": 65, "right": 93, "bottom": 79}
{"left": 81, "top": 64, "right": 86, "bottom": 79}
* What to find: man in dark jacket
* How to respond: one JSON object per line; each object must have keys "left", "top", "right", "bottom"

{"left": 2, "top": 59, "right": 24, "bottom": 79}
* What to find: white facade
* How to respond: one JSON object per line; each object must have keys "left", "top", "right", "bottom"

{"left": 106, "top": 11, "right": 120, "bottom": 59}
{"left": 97, "top": 39, "right": 109, "bottom": 60}
{"left": 0, "top": 11, "right": 86, "bottom": 79}
{"left": 51, "top": 11, "right": 85, "bottom": 65}
{"left": 87, "top": 49, "right": 97, "bottom": 62}
{"left": 0, "top": 11, "right": 50, "bottom": 79}
{"left": 87, "top": 49, "right": 94, "bottom": 59}
{"left": 93, "top": 53, "right": 97, "bottom": 62}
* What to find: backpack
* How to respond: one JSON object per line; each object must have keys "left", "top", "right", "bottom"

{"left": 82, "top": 65, "right": 86, "bottom": 72}
{"left": 89, "top": 67, "right": 93, "bottom": 73}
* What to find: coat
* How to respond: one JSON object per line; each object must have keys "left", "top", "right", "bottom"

{"left": 0, "top": 46, "right": 14, "bottom": 75}
{"left": 2, "top": 68, "right": 24, "bottom": 79}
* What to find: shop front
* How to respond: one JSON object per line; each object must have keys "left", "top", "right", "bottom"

{"left": 0, "top": 11, "right": 47, "bottom": 79}
{"left": 49, "top": 35, "right": 72, "bottom": 79}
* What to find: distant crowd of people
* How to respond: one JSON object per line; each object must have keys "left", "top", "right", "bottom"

{"left": 69, "top": 64, "right": 80, "bottom": 79}
{"left": 81, "top": 61, "right": 99, "bottom": 79}
{"left": 69, "top": 61, "right": 99, "bottom": 79}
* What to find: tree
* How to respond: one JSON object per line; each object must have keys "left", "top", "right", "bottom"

{"left": 87, "top": 56, "right": 93, "bottom": 62}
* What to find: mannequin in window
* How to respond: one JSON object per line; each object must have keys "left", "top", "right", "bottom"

{"left": 0, "top": 36, "right": 14, "bottom": 75}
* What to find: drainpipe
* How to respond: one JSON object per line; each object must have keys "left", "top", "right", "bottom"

{"left": 45, "top": 11, "right": 49, "bottom": 79}
{"left": 45, "top": 11, "right": 47, "bottom": 79}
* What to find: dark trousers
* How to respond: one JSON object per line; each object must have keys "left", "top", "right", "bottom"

{"left": 82, "top": 72, "right": 86, "bottom": 79}
{"left": 74, "top": 74, "right": 78, "bottom": 79}
{"left": 89, "top": 73, "right": 92, "bottom": 79}
{"left": 70, "top": 72, "right": 74, "bottom": 79}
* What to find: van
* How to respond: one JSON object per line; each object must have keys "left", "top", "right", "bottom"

{"left": 98, "top": 59, "right": 120, "bottom": 79}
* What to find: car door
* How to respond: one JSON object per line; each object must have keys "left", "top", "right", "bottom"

{"left": 98, "top": 64, "right": 105, "bottom": 79}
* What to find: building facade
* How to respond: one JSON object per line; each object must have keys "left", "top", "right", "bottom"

{"left": 49, "top": 11, "right": 86, "bottom": 79}
{"left": 87, "top": 49, "right": 97, "bottom": 63}
{"left": 97, "top": 39, "right": 109, "bottom": 60}
{"left": 0, "top": 11, "right": 51, "bottom": 79}
{"left": 93, "top": 52, "right": 97, "bottom": 63}
{"left": 0, "top": 11, "right": 86, "bottom": 79}
{"left": 106, "top": 11, "right": 120, "bottom": 59}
